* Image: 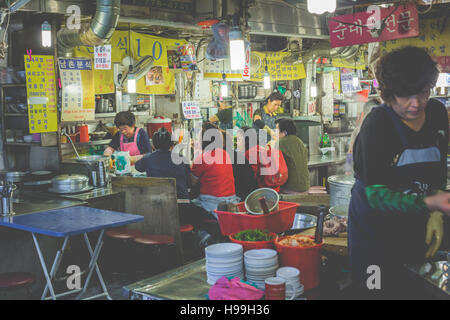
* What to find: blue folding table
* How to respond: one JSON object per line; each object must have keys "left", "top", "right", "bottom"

{"left": 0, "top": 206, "right": 144, "bottom": 300}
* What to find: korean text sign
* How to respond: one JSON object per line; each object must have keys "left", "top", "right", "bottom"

{"left": 251, "top": 51, "right": 306, "bottom": 82}
{"left": 382, "top": 18, "right": 450, "bottom": 73}
{"left": 59, "top": 58, "right": 95, "bottom": 122}
{"left": 328, "top": 3, "right": 419, "bottom": 48}
{"left": 24, "top": 55, "right": 58, "bottom": 133}
{"left": 182, "top": 101, "right": 201, "bottom": 120}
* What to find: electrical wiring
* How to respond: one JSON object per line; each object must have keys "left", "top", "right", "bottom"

{"left": 0, "top": 6, "right": 10, "bottom": 60}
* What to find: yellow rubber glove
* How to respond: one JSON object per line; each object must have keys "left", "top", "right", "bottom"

{"left": 425, "top": 211, "right": 444, "bottom": 258}
{"left": 263, "top": 125, "right": 273, "bottom": 137}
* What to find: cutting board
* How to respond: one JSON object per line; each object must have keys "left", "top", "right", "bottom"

{"left": 298, "top": 228, "right": 348, "bottom": 256}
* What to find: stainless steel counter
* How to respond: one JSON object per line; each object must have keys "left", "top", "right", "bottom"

{"left": 8, "top": 196, "right": 84, "bottom": 215}
{"left": 307, "top": 154, "right": 347, "bottom": 169}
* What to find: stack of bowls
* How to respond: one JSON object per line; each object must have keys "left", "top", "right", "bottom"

{"left": 205, "top": 243, "right": 244, "bottom": 285}
{"left": 244, "top": 249, "right": 279, "bottom": 290}
{"left": 276, "top": 267, "right": 304, "bottom": 299}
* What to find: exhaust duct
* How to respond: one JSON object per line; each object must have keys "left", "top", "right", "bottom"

{"left": 57, "top": 0, "right": 120, "bottom": 57}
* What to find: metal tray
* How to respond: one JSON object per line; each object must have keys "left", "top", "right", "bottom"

{"left": 291, "top": 213, "right": 317, "bottom": 231}
{"left": 47, "top": 185, "right": 94, "bottom": 194}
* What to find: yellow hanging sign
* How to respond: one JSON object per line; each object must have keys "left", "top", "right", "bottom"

{"left": 381, "top": 18, "right": 450, "bottom": 72}
{"left": 332, "top": 50, "right": 366, "bottom": 70}
{"left": 73, "top": 31, "right": 186, "bottom": 94}
{"left": 250, "top": 51, "right": 306, "bottom": 82}
{"left": 24, "top": 55, "right": 58, "bottom": 133}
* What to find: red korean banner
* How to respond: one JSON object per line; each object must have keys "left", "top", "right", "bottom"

{"left": 329, "top": 3, "right": 419, "bottom": 48}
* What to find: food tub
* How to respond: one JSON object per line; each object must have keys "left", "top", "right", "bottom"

{"left": 214, "top": 201, "right": 299, "bottom": 236}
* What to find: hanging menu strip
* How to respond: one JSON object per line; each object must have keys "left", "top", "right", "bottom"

{"left": 24, "top": 55, "right": 58, "bottom": 133}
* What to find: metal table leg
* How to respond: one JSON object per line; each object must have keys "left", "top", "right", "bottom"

{"left": 75, "top": 230, "right": 112, "bottom": 300}
{"left": 32, "top": 233, "right": 67, "bottom": 300}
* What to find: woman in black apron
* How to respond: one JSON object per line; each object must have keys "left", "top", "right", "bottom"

{"left": 349, "top": 46, "right": 450, "bottom": 299}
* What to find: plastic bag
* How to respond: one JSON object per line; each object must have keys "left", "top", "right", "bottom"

{"left": 207, "top": 276, "right": 264, "bottom": 300}
{"left": 114, "top": 151, "right": 131, "bottom": 175}
{"left": 206, "top": 23, "right": 229, "bottom": 61}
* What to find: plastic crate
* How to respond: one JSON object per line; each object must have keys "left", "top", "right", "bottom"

{"left": 214, "top": 201, "right": 300, "bottom": 236}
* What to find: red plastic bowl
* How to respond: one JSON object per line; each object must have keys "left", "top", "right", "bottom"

{"left": 229, "top": 232, "right": 277, "bottom": 252}
{"left": 214, "top": 201, "right": 300, "bottom": 236}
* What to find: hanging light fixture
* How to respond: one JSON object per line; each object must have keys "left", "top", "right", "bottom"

{"left": 263, "top": 66, "right": 271, "bottom": 89}
{"left": 307, "top": 0, "right": 336, "bottom": 15}
{"left": 41, "top": 21, "right": 52, "bottom": 47}
{"left": 127, "top": 67, "right": 136, "bottom": 94}
{"left": 220, "top": 73, "right": 228, "bottom": 98}
{"left": 310, "top": 77, "right": 317, "bottom": 98}
{"left": 229, "top": 15, "right": 245, "bottom": 71}
{"left": 352, "top": 72, "right": 359, "bottom": 88}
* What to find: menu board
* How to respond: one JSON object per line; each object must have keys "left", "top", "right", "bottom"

{"left": 24, "top": 55, "right": 58, "bottom": 133}
{"left": 250, "top": 51, "right": 306, "bottom": 82}
{"left": 94, "top": 45, "right": 112, "bottom": 70}
{"left": 182, "top": 101, "right": 201, "bottom": 119}
{"left": 59, "top": 58, "right": 95, "bottom": 121}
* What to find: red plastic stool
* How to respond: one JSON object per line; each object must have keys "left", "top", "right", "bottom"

{"left": 133, "top": 235, "right": 177, "bottom": 276}
{"left": 180, "top": 224, "right": 194, "bottom": 233}
{"left": 0, "top": 272, "right": 35, "bottom": 299}
{"left": 105, "top": 228, "right": 143, "bottom": 240}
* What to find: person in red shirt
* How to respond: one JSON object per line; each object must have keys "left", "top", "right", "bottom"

{"left": 191, "top": 122, "right": 240, "bottom": 220}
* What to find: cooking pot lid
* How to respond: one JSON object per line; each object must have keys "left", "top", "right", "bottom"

{"left": 52, "top": 174, "right": 89, "bottom": 183}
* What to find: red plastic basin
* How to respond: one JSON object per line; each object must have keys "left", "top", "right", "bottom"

{"left": 214, "top": 201, "right": 299, "bottom": 236}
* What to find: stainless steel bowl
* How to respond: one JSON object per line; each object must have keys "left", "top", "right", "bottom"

{"left": 245, "top": 188, "right": 280, "bottom": 215}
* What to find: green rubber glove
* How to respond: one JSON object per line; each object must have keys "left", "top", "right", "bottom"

{"left": 425, "top": 211, "right": 444, "bottom": 258}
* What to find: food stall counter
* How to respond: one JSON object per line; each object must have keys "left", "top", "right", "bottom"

{"left": 123, "top": 259, "right": 210, "bottom": 300}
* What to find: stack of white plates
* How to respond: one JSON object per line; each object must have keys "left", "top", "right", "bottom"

{"left": 276, "top": 267, "right": 304, "bottom": 299}
{"left": 244, "top": 249, "right": 279, "bottom": 290}
{"left": 205, "top": 243, "right": 244, "bottom": 285}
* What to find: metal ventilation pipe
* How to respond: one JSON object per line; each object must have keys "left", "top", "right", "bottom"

{"left": 57, "top": 0, "right": 121, "bottom": 57}
{"left": 302, "top": 41, "right": 361, "bottom": 62}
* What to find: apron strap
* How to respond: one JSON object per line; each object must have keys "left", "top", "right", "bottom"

{"left": 380, "top": 105, "right": 409, "bottom": 149}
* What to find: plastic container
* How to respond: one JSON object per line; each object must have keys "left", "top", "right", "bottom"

{"left": 147, "top": 117, "right": 172, "bottom": 138}
{"left": 275, "top": 235, "right": 323, "bottom": 291}
{"left": 229, "top": 232, "right": 277, "bottom": 252}
{"left": 214, "top": 201, "right": 299, "bottom": 236}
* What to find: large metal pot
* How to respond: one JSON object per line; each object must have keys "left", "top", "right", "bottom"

{"left": 75, "top": 156, "right": 110, "bottom": 187}
{"left": 327, "top": 174, "right": 355, "bottom": 216}
{"left": 0, "top": 171, "right": 29, "bottom": 183}
{"left": 49, "top": 174, "right": 91, "bottom": 194}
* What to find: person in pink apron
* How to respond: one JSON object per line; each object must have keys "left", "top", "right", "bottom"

{"left": 104, "top": 111, "right": 152, "bottom": 164}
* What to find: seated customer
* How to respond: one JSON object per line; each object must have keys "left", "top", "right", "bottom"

{"left": 104, "top": 111, "right": 152, "bottom": 165}
{"left": 135, "top": 127, "right": 190, "bottom": 199}
{"left": 241, "top": 126, "right": 288, "bottom": 193}
{"left": 275, "top": 118, "right": 310, "bottom": 193}
{"left": 135, "top": 128, "right": 212, "bottom": 236}
{"left": 191, "top": 122, "right": 240, "bottom": 219}
{"left": 233, "top": 127, "right": 259, "bottom": 200}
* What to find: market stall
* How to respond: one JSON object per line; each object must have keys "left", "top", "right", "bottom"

{"left": 0, "top": 0, "right": 448, "bottom": 302}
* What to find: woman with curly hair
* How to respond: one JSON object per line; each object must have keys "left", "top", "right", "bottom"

{"left": 348, "top": 46, "right": 450, "bottom": 298}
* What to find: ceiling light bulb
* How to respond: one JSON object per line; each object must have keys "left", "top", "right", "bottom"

{"left": 310, "top": 82, "right": 317, "bottom": 98}
{"left": 308, "top": 0, "right": 336, "bottom": 14}
{"left": 264, "top": 71, "right": 271, "bottom": 89}
{"left": 42, "top": 21, "right": 52, "bottom": 47}
{"left": 353, "top": 74, "right": 359, "bottom": 88}
{"left": 127, "top": 73, "right": 136, "bottom": 93}
{"left": 229, "top": 27, "right": 245, "bottom": 70}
